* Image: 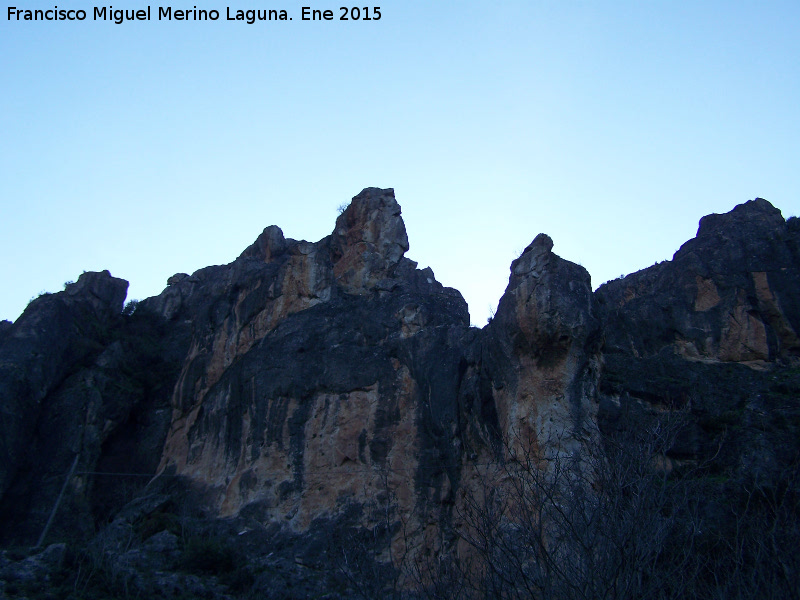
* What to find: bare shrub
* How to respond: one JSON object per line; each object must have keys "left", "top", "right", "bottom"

{"left": 447, "top": 410, "right": 800, "bottom": 600}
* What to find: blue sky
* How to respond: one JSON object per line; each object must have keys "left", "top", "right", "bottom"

{"left": 2, "top": 1, "right": 798, "bottom": 325}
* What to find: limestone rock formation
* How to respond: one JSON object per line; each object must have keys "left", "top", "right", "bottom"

{"left": 485, "top": 232, "right": 600, "bottom": 459}
{"left": 0, "top": 271, "right": 128, "bottom": 501}
{"left": 153, "top": 188, "right": 468, "bottom": 536}
{"left": 0, "top": 189, "right": 798, "bottom": 599}
{"left": 597, "top": 198, "right": 800, "bottom": 480}
{"left": 598, "top": 198, "right": 800, "bottom": 363}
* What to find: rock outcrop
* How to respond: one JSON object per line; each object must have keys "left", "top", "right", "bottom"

{"left": 484, "top": 232, "right": 600, "bottom": 459}
{"left": 0, "top": 271, "right": 181, "bottom": 545}
{"left": 154, "top": 188, "right": 469, "bottom": 538}
{"left": 0, "top": 189, "right": 798, "bottom": 599}
{"left": 0, "top": 271, "right": 128, "bottom": 501}
{"left": 598, "top": 198, "right": 800, "bottom": 364}
{"left": 596, "top": 198, "right": 800, "bottom": 481}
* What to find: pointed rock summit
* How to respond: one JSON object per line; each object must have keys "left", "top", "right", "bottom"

{"left": 331, "top": 188, "right": 410, "bottom": 293}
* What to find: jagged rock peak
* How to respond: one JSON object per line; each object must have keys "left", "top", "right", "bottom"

{"left": 598, "top": 196, "right": 800, "bottom": 363}
{"left": 237, "top": 187, "right": 411, "bottom": 293}
{"left": 331, "top": 187, "right": 411, "bottom": 292}
{"left": 695, "top": 197, "right": 784, "bottom": 239}
{"left": 495, "top": 230, "right": 597, "bottom": 356}
{"left": 511, "top": 233, "right": 555, "bottom": 278}
{"left": 63, "top": 270, "right": 128, "bottom": 313}
{"left": 333, "top": 187, "right": 409, "bottom": 259}
{"left": 672, "top": 197, "right": 796, "bottom": 275}
{"left": 239, "top": 224, "right": 288, "bottom": 262}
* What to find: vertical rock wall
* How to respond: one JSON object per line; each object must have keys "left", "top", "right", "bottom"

{"left": 1, "top": 189, "right": 797, "bottom": 570}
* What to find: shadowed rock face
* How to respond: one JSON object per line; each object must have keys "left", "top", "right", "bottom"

{"left": 597, "top": 198, "right": 800, "bottom": 363}
{"left": 0, "top": 271, "right": 128, "bottom": 501}
{"left": 596, "top": 198, "right": 800, "bottom": 479}
{"left": 481, "top": 232, "right": 601, "bottom": 461}
{"left": 152, "top": 189, "right": 472, "bottom": 540}
{"left": 148, "top": 189, "right": 603, "bottom": 543}
{"left": 0, "top": 271, "right": 188, "bottom": 544}
{"left": 0, "top": 190, "right": 798, "bottom": 575}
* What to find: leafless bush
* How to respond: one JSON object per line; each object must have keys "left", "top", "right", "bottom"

{"left": 314, "top": 407, "right": 798, "bottom": 600}
{"left": 444, "top": 411, "right": 799, "bottom": 600}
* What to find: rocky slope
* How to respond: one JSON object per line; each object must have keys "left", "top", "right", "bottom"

{"left": 0, "top": 189, "right": 798, "bottom": 599}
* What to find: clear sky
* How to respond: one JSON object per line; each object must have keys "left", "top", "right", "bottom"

{"left": 2, "top": 1, "right": 798, "bottom": 326}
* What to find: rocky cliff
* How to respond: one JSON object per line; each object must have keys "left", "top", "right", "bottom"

{"left": 1, "top": 189, "right": 798, "bottom": 599}
{"left": 597, "top": 198, "right": 800, "bottom": 481}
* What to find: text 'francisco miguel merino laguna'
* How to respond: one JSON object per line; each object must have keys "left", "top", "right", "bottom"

{"left": 7, "top": 6, "right": 383, "bottom": 24}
